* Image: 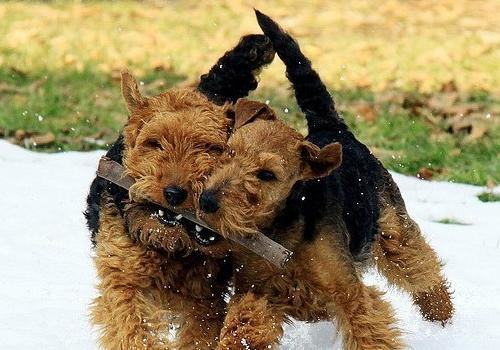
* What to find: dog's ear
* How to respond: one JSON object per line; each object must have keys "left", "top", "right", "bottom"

{"left": 121, "top": 70, "right": 152, "bottom": 148}
{"left": 299, "top": 141, "right": 342, "bottom": 179}
{"left": 121, "top": 70, "right": 147, "bottom": 113}
{"left": 232, "top": 98, "right": 277, "bottom": 129}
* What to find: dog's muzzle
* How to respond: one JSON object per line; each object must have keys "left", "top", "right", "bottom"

{"left": 155, "top": 208, "right": 220, "bottom": 246}
{"left": 184, "top": 220, "right": 220, "bottom": 246}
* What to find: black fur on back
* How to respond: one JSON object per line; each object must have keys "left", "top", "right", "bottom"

{"left": 198, "top": 34, "right": 275, "bottom": 104}
{"left": 84, "top": 134, "right": 128, "bottom": 247}
{"left": 256, "top": 10, "right": 384, "bottom": 257}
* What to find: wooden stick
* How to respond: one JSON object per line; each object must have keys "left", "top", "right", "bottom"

{"left": 96, "top": 157, "right": 293, "bottom": 268}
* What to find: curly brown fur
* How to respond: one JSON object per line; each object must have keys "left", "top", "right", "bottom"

{"left": 215, "top": 228, "right": 404, "bottom": 350}
{"left": 373, "top": 173, "right": 454, "bottom": 322}
{"left": 199, "top": 99, "right": 342, "bottom": 239}
{"left": 217, "top": 293, "right": 285, "bottom": 350}
{"left": 90, "top": 87, "right": 230, "bottom": 348}
{"left": 198, "top": 11, "right": 453, "bottom": 348}
{"left": 200, "top": 111, "right": 402, "bottom": 349}
{"left": 123, "top": 202, "right": 191, "bottom": 253}
{"left": 85, "top": 33, "right": 275, "bottom": 246}
{"left": 89, "top": 72, "right": 234, "bottom": 349}
{"left": 91, "top": 199, "right": 229, "bottom": 349}
{"left": 413, "top": 282, "right": 454, "bottom": 324}
{"left": 121, "top": 72, "right": 231, "bottom": 206}
{"left": 259, "top": 6, "right": 453, "bottom": 322}
{"left": 87, "top": 34, "right": 275, "bottom": 349}
{"left": 199, "top": 111, "right": 403, "bottom": 349}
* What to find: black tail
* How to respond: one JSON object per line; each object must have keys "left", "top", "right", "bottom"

{"left": 198, "top": 34, "right": 275, "bottom": 105}
{"left": 255, "top": 10, "right": 346, "bottom": 132}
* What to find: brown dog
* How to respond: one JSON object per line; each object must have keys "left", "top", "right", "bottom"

{"left": 197, "top": 11, "right": 453, "bottom": 350}
{"left": 85, "top": 35, "right": 275, "bottom": 349}
{"left": 200, "top": 101, "right": 405, "bottom": 350}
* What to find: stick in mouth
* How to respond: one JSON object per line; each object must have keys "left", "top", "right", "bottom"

{"left": 96, "top": 157, "right": 293, "bottom": 268}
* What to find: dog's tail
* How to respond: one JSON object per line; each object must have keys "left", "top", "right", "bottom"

{"left": 255, "top": 10, "right": 346, "bottom": 133}
{"left": 198, "top": 34, "right": 275, "bottom": 104}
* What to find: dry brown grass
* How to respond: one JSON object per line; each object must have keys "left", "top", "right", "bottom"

{"left": 1, "top": 0, "right": 499, "bottom": 93}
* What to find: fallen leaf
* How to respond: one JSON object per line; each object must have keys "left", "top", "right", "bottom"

{"left": 87, "top": 130, "right": 106, "bottom": 139}
{"left": 152, "top": 62, "right": 172, "bottom": 72}
{"left": 0, "top": 82, "right": 24, "bottom": 94}
{"left": 467, "top": 123, "right": 488, "bottom": 141}
{"left": 369, "top": 147, "right": 404, "bottom": 159}
{"left": 83, "top": 137, "right": 107, "bottom": 146}
{"left": 417, "top": 167, "right": 435, "bottom": 180}
{"left": 31, "top": 132, "right": 56, "bottom": 146}
{"left": 447, "top": 113, "right": 491, "bottom": 140}
{"left": 427, "top": 92, "right": 459, "bottom": 113}
{"left": 402, "top": 94, "right": 425, "bottom": 115}
{"left": 15, "top": 129, "right": 26, "bottom": 141}
{"left": 441, "top": 103, "right": 481, "bottom": 117}
{"left": 353, "top": 102, "right": 378, "bottom": 122}
{"left": 486, "top": 179, "right": 497, "bottom": 190}
{"left": 440, "top": 80, "right": 458, "bottom": 93}
{"left": 9, "top": 66, "right": 27, "bottom": 78}
{"left": 110, "top": 68, "right": 122, "bottom": 82}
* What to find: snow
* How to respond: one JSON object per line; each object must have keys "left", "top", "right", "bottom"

{"left": 0, "top": 140, "right": 499, "bottom": 349}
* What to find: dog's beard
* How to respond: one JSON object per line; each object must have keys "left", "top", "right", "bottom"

{"left": 204, "top": 200, "right": 274, "bottom": 239}
{"left": 127, "top": 180, "right": 226, "bottom": 255}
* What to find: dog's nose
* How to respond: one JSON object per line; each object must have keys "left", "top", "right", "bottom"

{"left": 164, "top": 186, "right": 188, "bottom": 206}
{"left": 199, "top": 190, "right": 220, "bottom": 213}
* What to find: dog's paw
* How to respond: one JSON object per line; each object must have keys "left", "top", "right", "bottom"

{"left": 413, "top": 282, "right": 454, "bottom": 325}
{"left": 237, "top": 34, "right": 275, "bottom": 68}
{"left": 124, "top": 203, "right": 189, "bottom": 252}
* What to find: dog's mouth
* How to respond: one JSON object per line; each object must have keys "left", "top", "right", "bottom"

{"left": 153, "top": 208, "right": 182, "bottom": 227}
{"left": 153, "top": 206, "right": 220, "bottom": 246}
{"left": 184, "top": 221, "right": 220, "bottom": 246}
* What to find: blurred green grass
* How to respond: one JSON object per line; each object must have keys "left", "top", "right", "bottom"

{"left": 1, "top": 66, "right": 498, "bottom": 185}
{"left": 477, "top": 192, "right": 500, "bottom": 202}
{"left": 0, "top": 66, "right": 186, "bottom": 151}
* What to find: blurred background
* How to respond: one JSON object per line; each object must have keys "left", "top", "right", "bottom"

{"left": 0, "top": 0, "right": 498, "bottom": 190}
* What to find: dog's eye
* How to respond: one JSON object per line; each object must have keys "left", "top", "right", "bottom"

{"left": 143, "top": 139, "right": 163, "bottom": 150}
{"left": 256, "top": 169, "right": 277, "bottom": 181}
{"left": 207, "top": 144, "right": 224, "bottom": 155}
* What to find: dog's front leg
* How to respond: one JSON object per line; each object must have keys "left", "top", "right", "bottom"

{"left": 169, "top": 294, "right": 226, "bottom": 350}
{"left": 91, "top": 204, "right": 173, "bottom": 350}
{"left": 217, "top": 292, "right": 285, "bottom": 350}
{"left": 309, "top": 236, "right": 404, "bottom": 350}
{"left": 124, "top": 202, "right": 191, "bottom": 253}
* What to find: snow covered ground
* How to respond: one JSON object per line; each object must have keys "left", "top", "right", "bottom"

{"left": 1, "top": 139, "right": 499, "bottom": 349}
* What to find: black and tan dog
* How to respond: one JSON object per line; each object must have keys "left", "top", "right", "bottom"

{"left": 198, "top": 11, "right": 454, "bottom": 350}
{"left": 84, "top": 35, "right": 275, "bottom": 349}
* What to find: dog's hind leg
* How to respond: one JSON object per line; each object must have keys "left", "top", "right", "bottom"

{"left": 373, "top": 174, "right": 454, "bottom": 323}
{"left": 327, "top": 284, "right": 404, "bottom": 350}
{"left": 123, "top": 204, "right": 228, "bottom": 349}
{"left": 216, "top": 292, "right": 285, "bottom": 350}
{"left": 91, "top": 203, "right": 172, "bottom": 350}
{"left": 310, "top": 236, "right": 404, "bottom": 350}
